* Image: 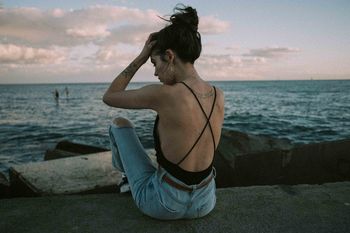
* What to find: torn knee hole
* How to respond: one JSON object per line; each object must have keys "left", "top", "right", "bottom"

{"left": 113, "top": 117, "right": 134, "bottom": 128}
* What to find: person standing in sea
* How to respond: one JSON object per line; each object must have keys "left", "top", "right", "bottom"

{"left": 53, "top": 89, "right": 59, "bottom": 103}
{"left": 103, "top": 5, "right": 224, "bottom": 220}
{"left": 64, "top": 87, "right": 69, "bottom": 99}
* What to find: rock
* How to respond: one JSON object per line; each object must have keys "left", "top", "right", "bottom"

{"left": 214, "top": 129, "right": 350, "bottom": 187}
{"left": 9, "top": 149, "right": 157, "bottom": 197}
{"left": 282, "top": 138, "right": 350, "bottom": 184}
{"left": 44, "top": 149, "right": 81, "bottom": 161}
{"left": 219, "top": 129, "right": 293, "bottom": 156}
{"left": 8, "top": 128, "right": 350, "bottom": 197}
{"left": 0, "top": 172, "right": 10, "bottom": 198}
{"left": 214, "top": 129, "right": 293, "bottom": 187}
{"left": 44, "top": 140, "right": 108, "bottom": 160}
{"left": 10, "top": 151, "right": 121, "bottom": 197}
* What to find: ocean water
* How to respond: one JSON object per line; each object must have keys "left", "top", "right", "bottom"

{"left": 0, "top": 80, "right": 349, "bottom": 175}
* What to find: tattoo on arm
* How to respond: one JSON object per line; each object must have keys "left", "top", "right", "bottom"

{"left": 107, "top": 58, "right": 143, "bottom": 93}
{"left": 121, "top": 61, "right": 138, "bottom": 79}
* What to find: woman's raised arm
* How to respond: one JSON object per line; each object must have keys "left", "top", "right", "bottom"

{"left": 103, "top": 34, "right": 159, "bottom": 109}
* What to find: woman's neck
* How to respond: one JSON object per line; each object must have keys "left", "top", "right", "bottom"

{"left": 174, "top": 62, "right": 200, "bottom": 83}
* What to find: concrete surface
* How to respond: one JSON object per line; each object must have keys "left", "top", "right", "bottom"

{"left": 9, "top": 150, "right": 158, "bottom": 197}
{"left": 8, "top": 149, "right": 157, "bottom": 197}
{"left": 1, "top": 182, "right": 349, "bottom": 233}
{"left": 9, "top": 151, "right": 121, "bottom": 196}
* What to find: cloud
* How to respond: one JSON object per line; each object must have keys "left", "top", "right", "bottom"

{"left": 0, "top": 6, "right": 160, "bottom": 47}
{"left": 199, "top": 54, "right": 266, "bottom": 67}
{"left": 199, "top": 15, "right": 230, "bottom": 34}
{"left": 197, "top": 54, "right": 267, "bottom": 79}
{"left": 0, "top": 5, "right": 231, "bottom": 83}
{"left": 0, "top": 6, "right": 230, "bottom": 48}
{"left": 196, "top": 47, "right": 302, "bottom": 80}
{"left": 0, "top": 44, "right": 65, "bottom": 64}
{"left": 101, "top": 24, "right": 157, "bottom": 46}
{"left": 243, "top": 47, "right": 300, "bottom": 58}
{"left": 66, "top": 25, "right": 111, "bottom": 38}
{"left": 94, "top": 45, "right": 134, "bottom": 66}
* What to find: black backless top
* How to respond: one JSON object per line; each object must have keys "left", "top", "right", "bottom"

{"left": 153, "top": 82, "right": 217, "bottom": 185}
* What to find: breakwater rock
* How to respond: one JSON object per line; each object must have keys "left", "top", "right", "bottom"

{"left": 0, "top": 172, "right": 10, "bottom": 198}
{"left": 215, "top": 129, "right": 350, "bottom": 187}
{"left": 44, "top": 140, "right": 109, "bottom": 160}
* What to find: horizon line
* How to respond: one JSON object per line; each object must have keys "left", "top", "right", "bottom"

{"left": 1, "top": 78, "right": 350, "bottom": 85}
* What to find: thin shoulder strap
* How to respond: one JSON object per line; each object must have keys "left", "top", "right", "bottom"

{"left": 181, "top": 82, "right": 216, "bottom": 149}
{"left": 176, "top": 82, "right": 217, "bottom": 165}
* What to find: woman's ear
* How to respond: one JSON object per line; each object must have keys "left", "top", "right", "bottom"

{"left": 164, "top": 49, "right": 175, "bottom": 63}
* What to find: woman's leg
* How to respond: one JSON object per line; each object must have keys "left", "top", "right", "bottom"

{"left": 109, "top": 118, "right": 189, "bottom": 219}
{"left": 109, "top": 117, "right": 156, "bottom": 199}
{"left": 109, "top": 117, "right": 199, "bottom": 220}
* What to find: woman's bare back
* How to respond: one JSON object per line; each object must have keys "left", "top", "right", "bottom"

{"left": 156, "top": 82, "right": 225, "bottom": 172}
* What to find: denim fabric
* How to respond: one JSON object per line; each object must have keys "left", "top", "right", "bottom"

{"left": 109, "top": 123, "right": 216, "bottom": 220}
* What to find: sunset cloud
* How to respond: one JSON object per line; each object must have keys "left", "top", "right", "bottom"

{"left": 0, "top": 4, "right": 311, "bottom": 83}
{"left": 197, "top": 54, "right": 267, "bottom": 79}
{"left": 66, "top": 26, "right": 111, "bottom": 38}
{"left": 199, "top": 15, "right": 230, "bottom": 34}
{"left": 0, "top": 5, "right": 232, "bottom": 82}
{"left": 94, "top": 46, "right": 135, "bottom": 66}
{"left": 243, "top": 47, "right": 300, "bottom": 58}
{"left": 0, "top": 6, "right": 229, "bottom": 48}
{"left": 0, "top": 44, "right": 65, "bottom": 64}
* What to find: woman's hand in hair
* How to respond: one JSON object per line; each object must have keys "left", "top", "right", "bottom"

{"left": 138, "top": 33, "right": 157, "bottom": 64}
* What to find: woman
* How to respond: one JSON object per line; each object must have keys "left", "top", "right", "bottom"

{"left": 103, "top": 5, "right": 224, "bottom": 220}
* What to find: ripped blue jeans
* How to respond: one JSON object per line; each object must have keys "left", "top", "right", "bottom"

{"left": 109, "top": 122, "right": 216, "bottom": 220}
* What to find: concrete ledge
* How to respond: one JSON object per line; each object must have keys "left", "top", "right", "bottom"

{"left": 1, "top": 182, "right": 349, "bottom": 233}
{"left": 9, "top": 152, "right": 121, "bottom": 196}
{"left": 8, "top": 150, "right": 158, "bottom": 197}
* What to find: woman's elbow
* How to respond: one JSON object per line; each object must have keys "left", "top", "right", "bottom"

{"left": 102, "top": 93, "right": 111, "bottom": 106}
{"left": 103, "top": 93, "right": 121, "bottom": 108}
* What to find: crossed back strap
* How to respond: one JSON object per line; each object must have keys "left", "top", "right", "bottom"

{"left": 176, "top": 82, "right": 217, "bottom": 165}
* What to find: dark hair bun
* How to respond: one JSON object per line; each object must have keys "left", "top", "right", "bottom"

{"left": 154, "top": 4, "right": 202, "bottom": 64}
{"left": 170, "top": 4, "right": 199, "bottom": 32}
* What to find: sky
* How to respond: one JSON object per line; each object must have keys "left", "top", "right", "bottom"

{"left": 0, "top": 0, "right": 350, "bottom": 84}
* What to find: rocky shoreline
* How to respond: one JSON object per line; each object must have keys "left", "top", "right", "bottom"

{"left": 1, "top": 128, "right": 349, "bottom": 198}
{"left": 215, "top": 129, "right": 350, "bottom": 187}
{"left": 1, "top": 128, "right": 350, "bottom": 232}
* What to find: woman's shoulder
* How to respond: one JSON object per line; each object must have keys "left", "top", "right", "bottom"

{"left": 208, "top": 85, "right": 224, "bottom": 115}
{"left": 140, "top": 83, "right": 181, "bottom": 97}
{"left": 213, "top": 86, "right": 224, "bottom": 103}
{"left": 139, "top": 83, "right": 182, "bottom": 107}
